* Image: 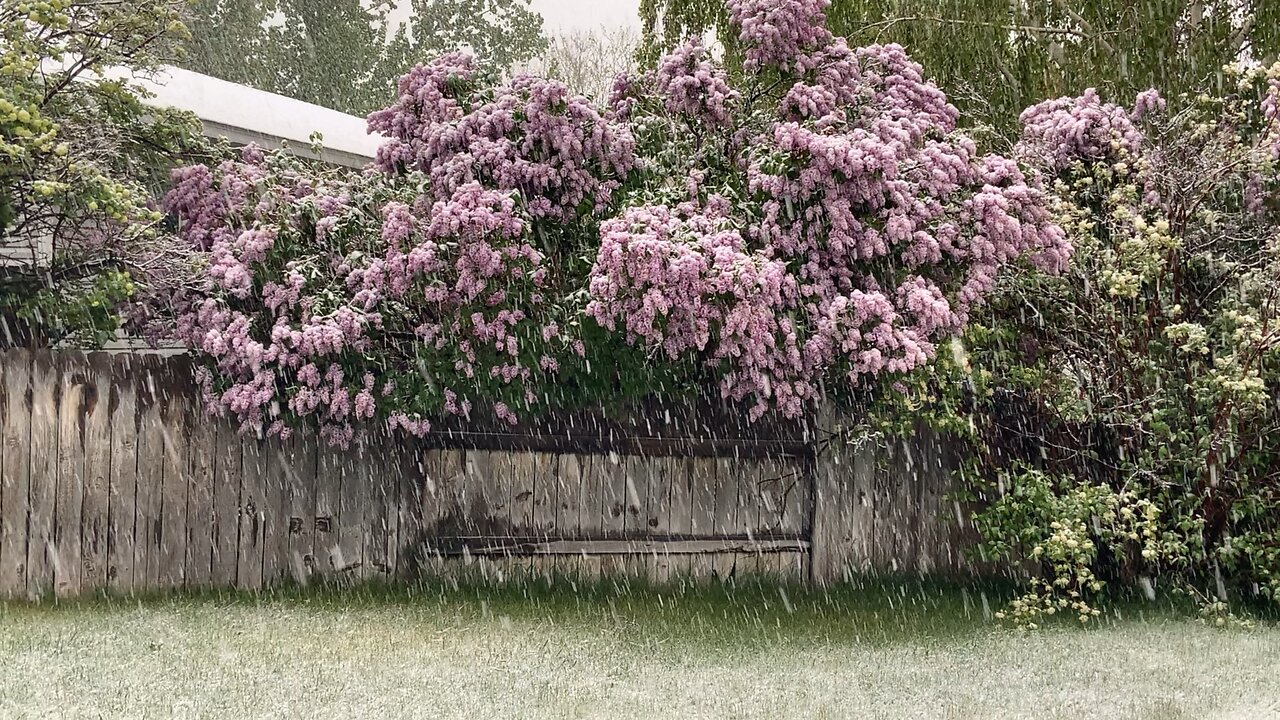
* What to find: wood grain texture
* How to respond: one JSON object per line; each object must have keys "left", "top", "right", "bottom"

{"left": 27, "top": 351, "right": 59, "bottom": 598}
{"left": 132, "top": 356, "right": 165, "bottom": 591}
{"left": 158, "top": 369, "right": 188, "bottom": 589}
{"left": 283, "top": 433, "right": 318, "bottom": 584}
{"left": 105, "top": 355, "right": 139, "bottom": 595}
{"left": 364, "top": 435, "right": 397, "bottom": 579}
{"left": 337, "top": 439, "right": 369, "bottom": 581}
{"left": 52, "top": 353, "right": 85, "bottom": 598}
{"left": 80, "top": 354, "right": 113, "bottom": 592}
{"left": 184, "top": 401, "right": 216, "bottom": 589}
{"left": 237, "top": 434, "right": 267, "bottom": 590}
{"left": 261, "top": 431, "right": 292, "bottom": 585}
{"left": 0, "top": 350, "right": 32, "bottom": 598}
{"left": 312, "top": 443, "right": 343, "bottom": 578}
{"left": 0, "top": 351, "right": 989, "bottom": 594}
{"left": 211, "top": 419, "right": 242, "bottom": 587}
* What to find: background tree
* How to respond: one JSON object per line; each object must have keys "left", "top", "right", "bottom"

{"left": 639, "top": 0, "right": 1280, "bottom": 137}
{"left": 0, "top": 0, "right": 203, "bottom": 347}
{"left": 181, "top": 0, "right": 547, "bottom": 116}
{"left": 515, "top": 25, "right": 640, "bottom": 100}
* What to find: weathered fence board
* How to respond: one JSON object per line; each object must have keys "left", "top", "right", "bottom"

{"left": 185, "top": 403, "right": 215, "bottom": 588}
{"left": 105, "top": 356, "right": 139, "bottom": 594}
{"left": 312, "top": 443, "right": 341, "bottom": 578}
{"left": 53, "top": 354, "right": 85, "bottom": 598}
{"left": 0, "top": 350, "right": 978, "bottom": 599}
{"left": 81, "top": 354, "right": 113, "bottom": 592}
{"left": 0, "top": 351, "right": 32, "bottom": 598}
{"left": 238, "top": 436, "right": 267, "bottom": 589}
{"left": 159, "top": 378, "right": 188, "bottom": 588}
{"left": 134, "top": 363, "right": 165, "bottom": 588}
{"left": 283, "top": 434, "right": 317, "bottom": 584}
{"left": 27, "top": 351, "right": 58, "bottom": 598}
{"left": 211, "top": 419, "right": 240, "bottom": 586}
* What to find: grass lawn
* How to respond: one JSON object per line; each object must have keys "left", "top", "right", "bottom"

{"left": 0, "top": 579, "right": 1276, "bottom": 719}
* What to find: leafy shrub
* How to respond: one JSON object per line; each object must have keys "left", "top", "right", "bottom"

{"left": 889, "top": 63, "right": 1280, "bottom": 621}
{"left": 0, "top": 0, "right": 201, "bottom": 346}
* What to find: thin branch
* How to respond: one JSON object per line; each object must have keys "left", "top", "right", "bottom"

{"left": 858, "top": 14, "right": 1113, "bottom": 41}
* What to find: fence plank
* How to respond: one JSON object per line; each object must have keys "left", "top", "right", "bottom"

{"left": 710, "top": 455, "right": 740, "bottom": 580}
{"left": 184, "top": 404, "right": 215, "bottom": 588}
{"left": 744, "top": 455, "right": 798, "bottom": 579}
{"left": 419, "top": 448, "right": 462, "bottom": 579}
{"left": 640, "top": 457, "right": 673, "bottom": 583}
{"left": 211, "top": 419, "right": 242, "bottom": 586}
{"left": 464, "top": 449, "right": 518, "bottom": 581}
{"left": 687, "top": 456, "right": 718, "bottom": 580}
{"left": 528, "top": 452, "right": 558, "bottom": 579}
{"left": 403, "top": 447, "right": 435, "bottom": 576}
{"left": 362, "top": 434, "right": 395, "bottom": 580}
{"left": 313, "top": 443, "right": 343, "bottom": 578}
{"left": 27, "top": 351, "right": 58, "bottom": 598}
{"left": 237, "top": 435, "right": 267, "bottom": 590}
{"left": 158, "top": 370, "right": 188, "bottom": 589}
{"left": 105, "top": 356, "right": 139, "bottom": 594}
{"left": 262, "top": 433, "right": 291, "bottom": 585}
{"left": 737, "top": 454, "right": 765, "bottom": 576}
{"left": 133, "top": 357, "right": 165, "bottom": 592}
{"left": 553, "top": 453, "right": 583, "bottom": 579}
{"left": 283, "top": 433, "right": 318, "bottom": 584}
{"left": 337, "top": 440, "right": 368, "bottom": 580}
{"left": 666, "top": 457, "right": 693, "bottom": 581}
{"left": 873, "top": 440, "right": 916, "bottom": 574}
{"left": 915, "top": 433, "right": 943, "bottom": 575}
{"left": 600, "top": 452, "right": 626, "bottom": 536}
{"left": 499, "top": 451, "right": 531, "bottom": 578}
{"left": 508, "top": 452, "right": 534, "bottom": 535}
{"left": 52, "top": 353, "right": 86, "bottom": 599}
{"left": 0, "top": 350, "right": 32, "bottom": 598}
{"left": 373, "top": 439, "right": 399, "bottom": 579}
{"left": 443, "top": 538, "right": 809, "bottom": 556}
{"left": 568, "top": 454, "right": 605, "bottom": 580}
{"left": 622, "top": 455, "right": 647, "bottom": 537}
{"left": 80, "top": 354, "right": 113, "bottom": 593}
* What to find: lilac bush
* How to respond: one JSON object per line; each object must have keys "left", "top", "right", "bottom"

{"left": 589, "top": 0, "right": 1070, "bottom": 419}
{"left": 166, "top": 150, "right": 582, "bottom": 445}
{"left": 166, "top": 0, "right": 1069, "bottom": 442}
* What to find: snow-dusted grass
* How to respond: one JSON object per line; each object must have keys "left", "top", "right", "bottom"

{"left": 0, "top": 580, "right": 1276, "bottom": 719}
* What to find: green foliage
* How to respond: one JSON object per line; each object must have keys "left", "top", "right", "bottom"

{"left": 882, "top": 64, "right": 1280, "bottom": 624}
{"left": 982, "top": 467, "right": 1166, "bottom": 628}
{"left": 180, "top": 0, "right": 548, "bottom": 116}
{"left": 0, "top": 0, "right": 203, "bottom": 346}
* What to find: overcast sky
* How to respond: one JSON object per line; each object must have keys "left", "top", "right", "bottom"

{"left": 530, "top": 0, "right": 641, "bottom": 31}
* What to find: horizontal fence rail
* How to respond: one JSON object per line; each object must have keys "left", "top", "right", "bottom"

{"left": 0, "top": 349, "right": 981, "bottom": 600}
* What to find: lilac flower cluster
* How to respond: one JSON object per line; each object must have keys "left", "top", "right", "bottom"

{"left": 655, "top": 38, "right": 739, "bottom": 127}
{"left": 1017, "top": 89, "right": 1146, "bottom": 173}
{"left": 727, "top": 0, "right": 833, "bottom": 71}
{"left": 368, "top": 53, "right": 638, "bottom": 222}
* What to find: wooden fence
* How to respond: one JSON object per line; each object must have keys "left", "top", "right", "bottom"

{"left": 0, "top": 349, "right": 976, "bottom": 600}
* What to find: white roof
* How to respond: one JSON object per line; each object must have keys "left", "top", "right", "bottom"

{"left": 126, "top": 65, "right": 385, "bottom": 168}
